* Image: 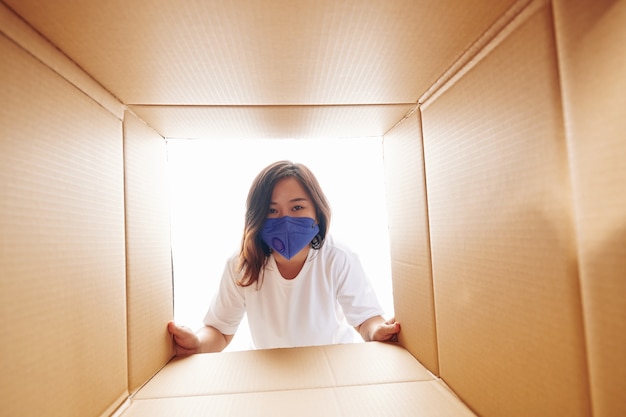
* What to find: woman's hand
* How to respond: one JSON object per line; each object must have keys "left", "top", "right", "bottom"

{"left": 167, "top": 321, "right": 234, "bottom": 355}
{"left": 357, "top": 316, "right": 401, "bottom": 342}
{"left": 371, "top": 317, "right": 401, "bottom": 342}
{"left": 167, "top": 321, "right": 201, "bottom": 356}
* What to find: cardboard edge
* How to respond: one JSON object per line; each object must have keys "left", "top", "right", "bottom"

{"left": 122, "top": 110, "right": 176, "bottom": 392}
{"left": 128, "top": 355, "right": 178, "bottom": 400}
{"left": 127, "top": 103, "right": 416, "bottom": 140}
{"left": 419, "top": 0, "right": 547, "bottom": 109}
{"left": 382, "top": 111, "right": 440, "bottom": 374}
{"left": 101, "top": 391, "right": 130, "bottom": 417}
{"left": 0, "top": 2, "right": 125, "bottom": 120}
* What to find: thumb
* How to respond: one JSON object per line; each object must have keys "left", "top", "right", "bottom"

{"left": 384, "top": 318, "right": 400, "bottom": 330}
{"left": 379, "top": 320, "right": 401, "bottom": 341}
{"left": 384, "top": 321, "right": 400, "bottom": 333}
{"left": 167, "top": 320, "right": 189, "bottom": 337}
{"left": 167, "top": 320, "right": 177, "bottom": 334}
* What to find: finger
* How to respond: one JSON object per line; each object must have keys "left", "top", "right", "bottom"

{"left": 382, "top": 321, "right": 401, "bottom": 337}
{"left": 167, "top": 320, "right": 176, "bottom": 332}
{"left": 384, "top": 317, "right": 399, "bottom": 326}
{"left": 387, "top": 320, "right": 400, "bottom": 331}
{"left": 167, "top": 320, "right": 184, "bottom": 335}
{"left": 168, "top": 321, "right": 192, "bottom": 338}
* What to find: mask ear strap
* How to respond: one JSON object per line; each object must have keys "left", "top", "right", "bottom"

{"left": 310, "top": 234, "right": 322, "bottom": 250}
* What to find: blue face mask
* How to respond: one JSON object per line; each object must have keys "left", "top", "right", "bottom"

{"left": 260, "top": 216, "right": 320, "bottom": 260}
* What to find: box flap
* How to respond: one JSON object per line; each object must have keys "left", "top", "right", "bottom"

{"left": 122, "top": 381, "right": 476, "bottom": 417}
{"left": 421, "top": 3, "right": 590, "bottom": 416}
{"left": 123, "top": 111, "right": 175, "bottom": 392}
{"left": 553, "top": 1, "right": 626, "bottom": 415}
{"left": 134, "top": 342, "right": 432, "bottom": 399}
{"left": 0, "top": 30, "right": 127, "bottom": 417}
{"left": 383, "top": 110, "right": 439, "bottom": 374}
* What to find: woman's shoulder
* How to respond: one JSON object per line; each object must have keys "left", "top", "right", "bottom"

{"left": 319, "top": 235, "right": 360, "bottom": 262}
{"left": 224, "top": 251, "right": 243, "bottom": 272}
{"left": 312, "top": 235, "right": 367, "bottom": 281}
{"left": 225, "top": 251, "right": 240, "bottom": 263}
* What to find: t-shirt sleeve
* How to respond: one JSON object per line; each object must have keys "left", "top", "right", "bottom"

{"left": 334, "top": 248, "right": 385, "bottom": 327}
{"left": 202, "top": 257, "right": 246, "bottom": 335}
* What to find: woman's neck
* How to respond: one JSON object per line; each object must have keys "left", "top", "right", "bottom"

{"left": 273, "top": 247, "right": 309, "bottom": 280}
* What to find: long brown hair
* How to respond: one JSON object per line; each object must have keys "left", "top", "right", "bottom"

{"left": 237, "top": 161, "right": 331, "bottom": 287}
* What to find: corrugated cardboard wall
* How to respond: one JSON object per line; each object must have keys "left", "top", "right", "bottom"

{"left": 0, "top": 31, "right": 128, "bottom": 417}
{"left": 422, "top": 3, "right": 589, "bottom": 416}
{"left": 383, "top": 0, "right": 624, "bottom": 416}
{"left": 553, "top": 1, "right": 626, "bottom": 416}
{"left": 383, "top": 110, "right": 438, "bottom": 374}
{"left": 0, "top": 5, "right": 174, "bottom": 415}
{"left": 123, "top": 111, "right": 174, "bottom": 393}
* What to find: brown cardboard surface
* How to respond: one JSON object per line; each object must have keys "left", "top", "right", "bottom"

{"left": 123, "top": 381, "right": 476, "bottom": 417}
{"left": 123, "top": 111, "right": 175, "bottom": 392}
{"left": 553, "top": 1, "right": 626, "bottom": 416}
{"left": 125, "top": 388, "right": 342, "bottom": 417}
{"left": 0, "top": 3, "right": 124, "bottom": 120}
{"left": 0, "top": 32, "right": 128, "bottom": 417}
{"left": 125, "top": 383, "right": 471, "bottom": 417}
{"left": 128, "top": 104, "right": 415, "bottom": 140}
{"left": 317, "top": 341, "right": 434, "bottom": 386}
{"left": 6, "top": 0, "right": 517, "bottom": 107}
{"left": 6, "top": 0, "right": 519, "bottom": 140}
{"left": 421, "top": 2, "right": 590, "bottom": 417}
{"left": 333, "top": 380, "right": 477, "bottom": 417}
{"left": 383, "top": 110, "right": 439, "bottom": 375}
{"left": 134, "top": 342, "right": 432, "bottom": 399}
{"left": 133, "top": 346, "right": 333, "bottom": 399}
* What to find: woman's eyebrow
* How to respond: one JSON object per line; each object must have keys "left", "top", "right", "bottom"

{"left": 269, "top": 197, "right": 309, "bottom": 205}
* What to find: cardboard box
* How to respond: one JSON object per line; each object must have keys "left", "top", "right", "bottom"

{"left": 0, "top": 0, "right": 624, "bottom": 416}
{"left": 120, "top": 343, "right": 479, "bottom": 417}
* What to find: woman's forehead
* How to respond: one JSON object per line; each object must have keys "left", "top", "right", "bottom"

{"left": 271, "top": 177, "right": 308, "bottom": 200}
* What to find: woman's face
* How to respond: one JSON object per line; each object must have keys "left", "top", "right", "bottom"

{"left": 267, "top": 177, "right": 317, "bottom": 222}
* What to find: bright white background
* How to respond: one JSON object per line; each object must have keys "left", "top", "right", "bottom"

{"left": 166, "top": 137, "right": 394, "bottom": 351}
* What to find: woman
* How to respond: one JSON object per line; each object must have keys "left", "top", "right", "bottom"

{"left": 168, "top": 160, "right": 400, "bottom": 354}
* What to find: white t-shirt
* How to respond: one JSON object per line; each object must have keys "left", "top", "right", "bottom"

{"left": 203, "top": 236, "right": 384, "bottom": 349}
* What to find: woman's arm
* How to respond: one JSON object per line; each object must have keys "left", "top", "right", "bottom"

{"left": 168, "top": 321, "right": 234, "bottom": 355}
{"left": 356, "top": 316, "right": 401, "bottom": 342}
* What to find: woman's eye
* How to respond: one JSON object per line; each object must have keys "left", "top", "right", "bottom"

{"left": 268, "top": 208, "right": 277, "bottom": 214}
{"left": 292, "top": 205, "right": 303, "bottom": 211}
